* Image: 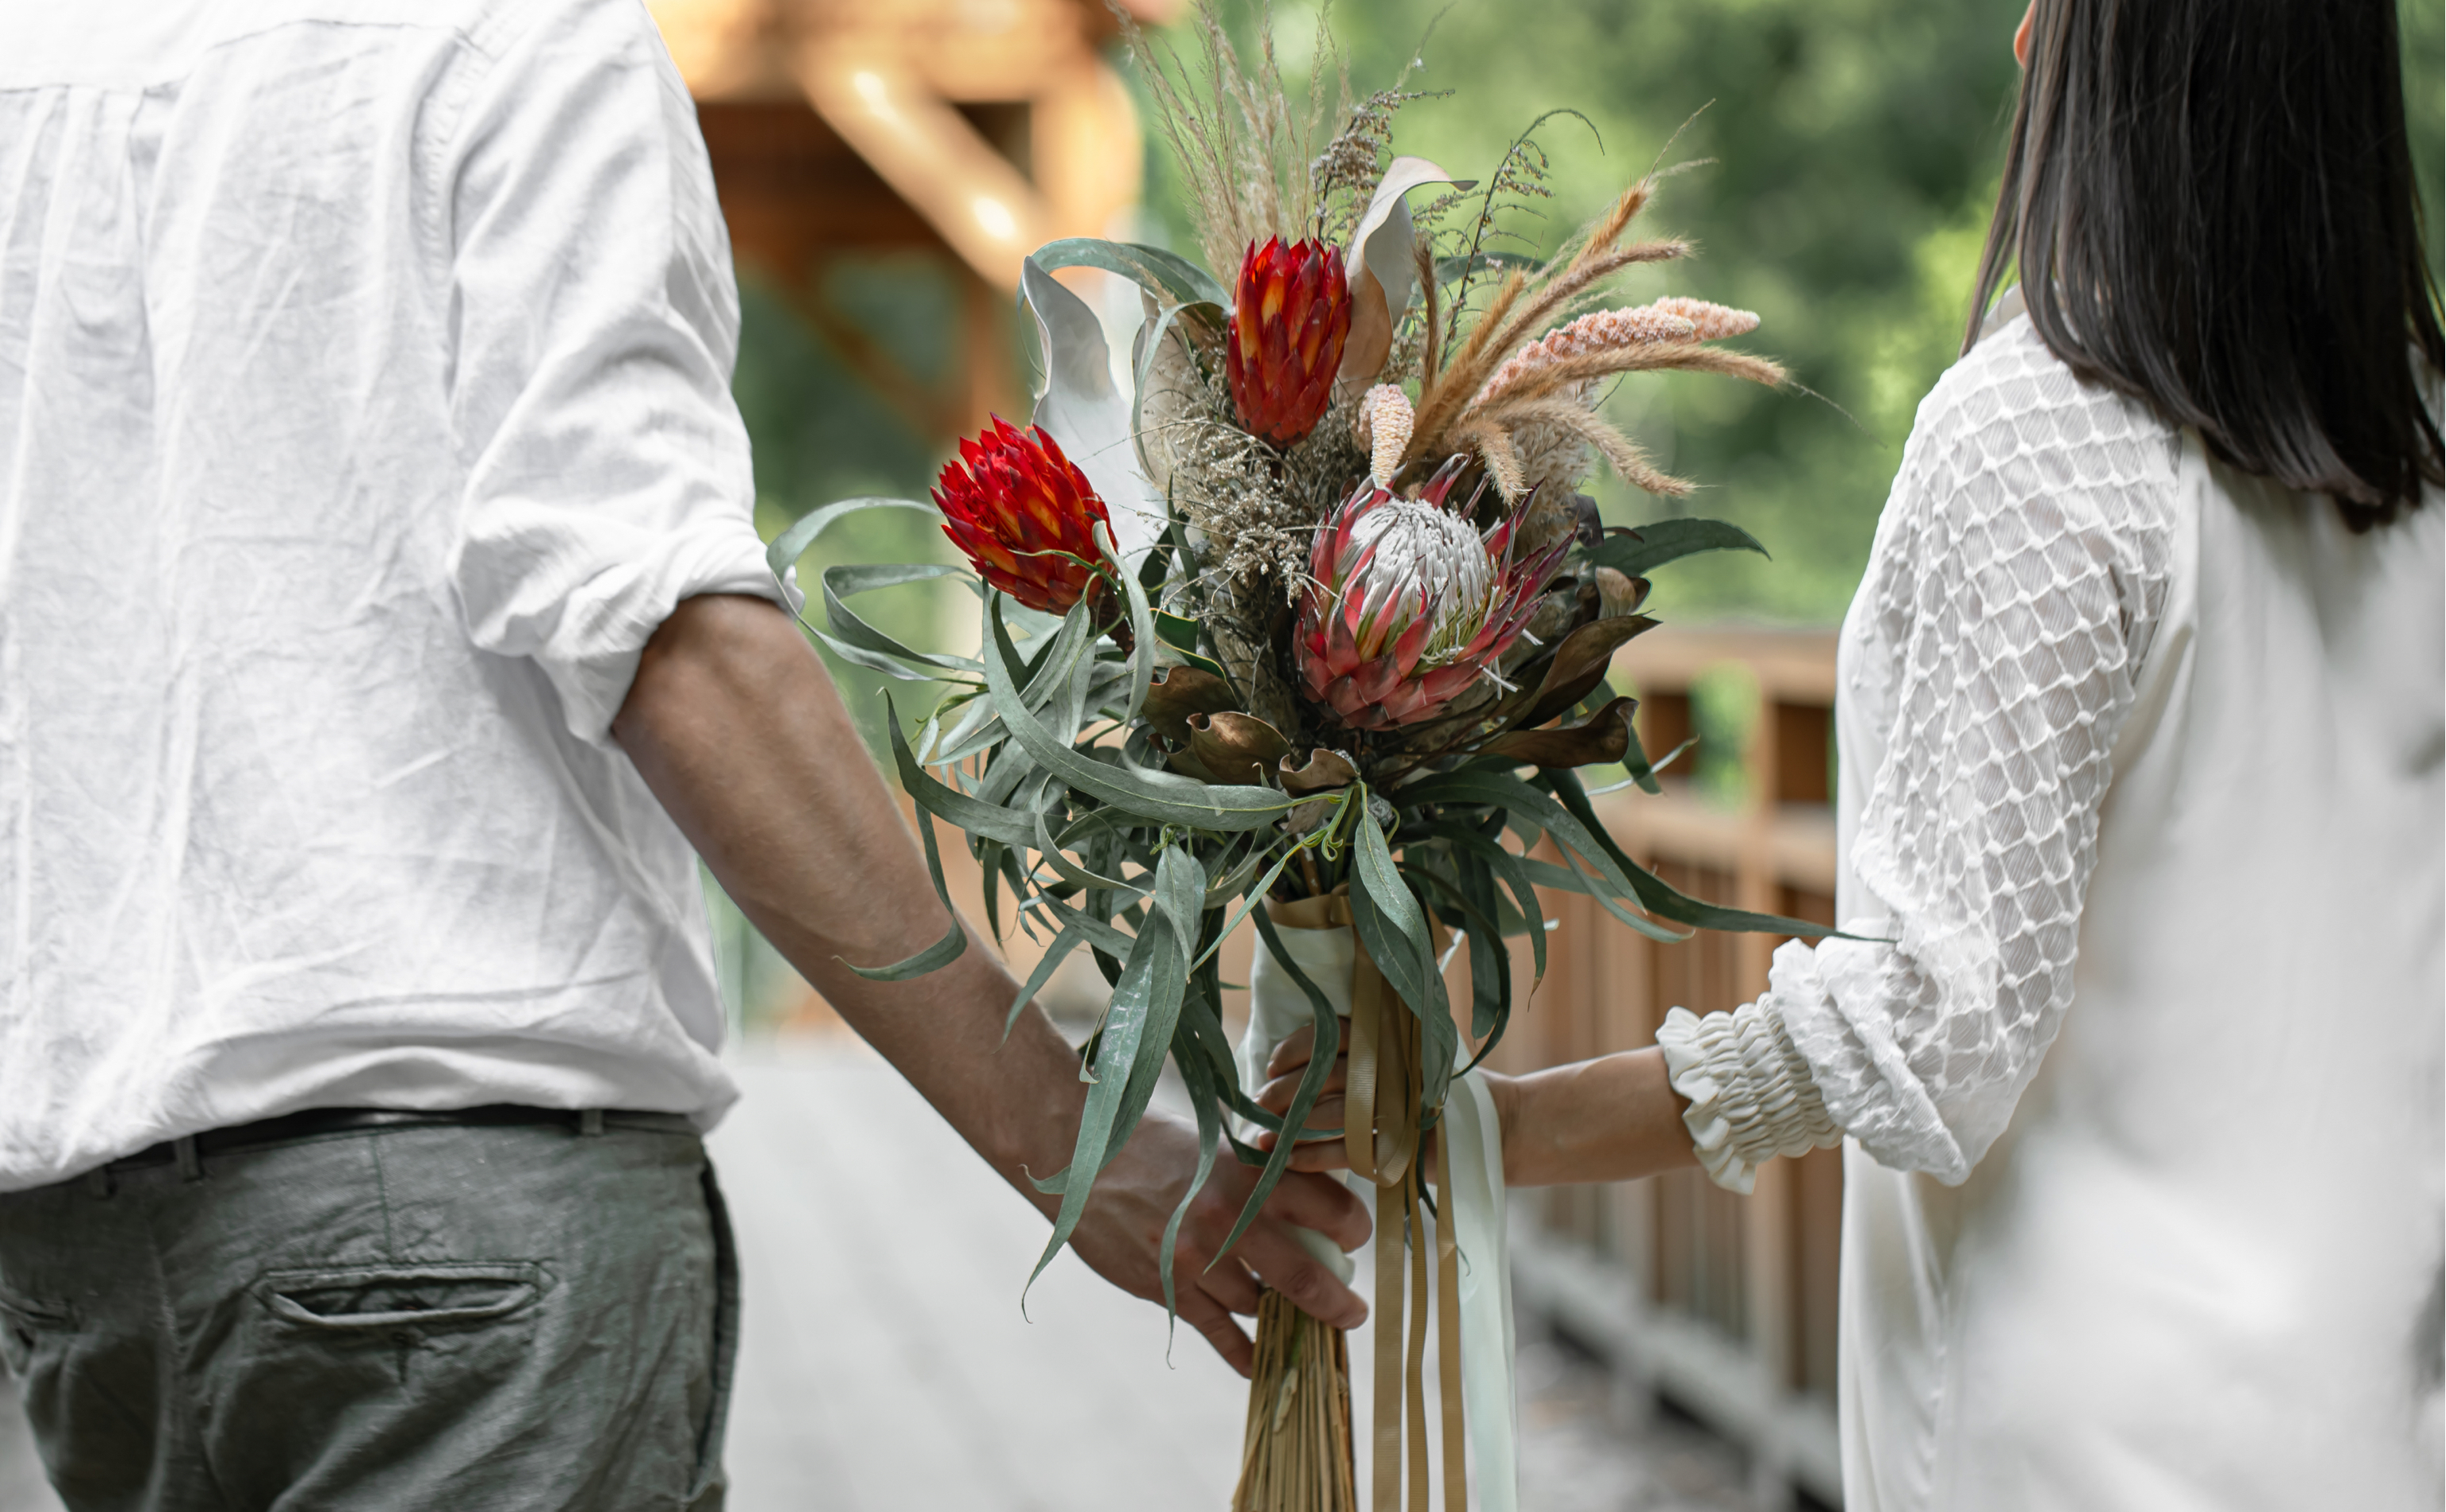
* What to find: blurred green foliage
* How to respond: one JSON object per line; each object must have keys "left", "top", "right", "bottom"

{"left": 1125, "top": 0, "right": 2444, "bottom": 622}
{"left": 731, "top": 0, "right": 2445, "bottom": 651}
{"left": 730, "top": 258, "right": 979, "bottom": 753}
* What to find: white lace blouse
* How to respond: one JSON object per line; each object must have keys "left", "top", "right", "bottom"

{"left": 1653, "top": 311, "right": 2444, "bottom": 1510}
{"left": 1657, "top": 311, "right": 2180, "bottom": 1191}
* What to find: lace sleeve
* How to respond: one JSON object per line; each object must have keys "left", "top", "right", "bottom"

{"left": 1656, "top": 321, "right": 2180, "bottom": 1189}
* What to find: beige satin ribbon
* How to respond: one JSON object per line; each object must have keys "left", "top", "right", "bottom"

{"left": 1262, "top": 892, "right": 1465, "bottom": 1512}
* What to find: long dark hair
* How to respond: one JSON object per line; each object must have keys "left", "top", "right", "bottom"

{"left": 1967, "top": 0, "right": 2444, "bottom": 530}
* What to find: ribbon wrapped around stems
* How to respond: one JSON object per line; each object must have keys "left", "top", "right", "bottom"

{"left": 1235, "top": 894, "right": 1516, "bottom": 1512}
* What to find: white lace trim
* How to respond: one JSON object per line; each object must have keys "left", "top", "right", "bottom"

{"left": 1657, "top": 1001, "right": 1843, "bottom": 1194}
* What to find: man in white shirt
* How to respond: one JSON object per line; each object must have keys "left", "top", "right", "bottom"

{"left": 0, "top": 2, "right": 1367, "bottom": 1506}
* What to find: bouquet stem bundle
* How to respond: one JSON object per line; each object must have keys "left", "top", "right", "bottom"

{"left": 1235, "top": 1290, "right": 1356, "bottom": 1512}
{"left": 1238, "top": 895, "right": 1469, "bottom": 1511}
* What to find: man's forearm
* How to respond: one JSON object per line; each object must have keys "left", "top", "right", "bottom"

{"left": 611, "top": 592, "right": 1082, "bottom": 1204}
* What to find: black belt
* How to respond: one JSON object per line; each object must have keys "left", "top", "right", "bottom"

{"left": 107, "top": 1105, "right": 698, "bottom": 1172}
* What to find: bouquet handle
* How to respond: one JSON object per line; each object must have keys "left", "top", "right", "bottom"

{"left": 1239, "top": 909, "right": 1516, "bottom": 1512}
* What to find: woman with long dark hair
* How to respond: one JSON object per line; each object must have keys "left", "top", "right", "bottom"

{"left": 1261, "top": 1, "right": 2444, "bottom": 1502}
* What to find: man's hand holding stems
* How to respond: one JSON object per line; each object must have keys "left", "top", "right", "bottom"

{"left": 612, "top": 594, "right": 1372, "bottom": 1376}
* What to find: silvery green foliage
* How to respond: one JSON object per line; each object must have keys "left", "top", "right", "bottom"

{"left": 762, "top": 476, "right": 1833, "bottom": 1327}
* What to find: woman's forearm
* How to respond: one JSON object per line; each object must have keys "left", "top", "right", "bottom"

{"left": 1488, "top": 1047, "right": 1699, "bottom": 1187}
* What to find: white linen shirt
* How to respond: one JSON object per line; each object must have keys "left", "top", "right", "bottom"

{"left": 0, "top": 0, "right": 790, "bottom": 1189}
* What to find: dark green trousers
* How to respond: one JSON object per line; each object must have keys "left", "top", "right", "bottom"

{"left": 0, "top": 1119, "right": 736, "bottom": 1512}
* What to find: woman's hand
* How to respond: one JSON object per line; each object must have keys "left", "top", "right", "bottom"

{"left": 1252, "top": 1018, "right": 1356, "bottom": 1172}
{"left": 1252, "top": 1019, "right": 1528, "bottom": 1179}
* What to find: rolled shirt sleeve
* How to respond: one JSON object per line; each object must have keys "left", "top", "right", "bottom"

{"left": 443, "top": 0, "right": 788, "bottom": 744}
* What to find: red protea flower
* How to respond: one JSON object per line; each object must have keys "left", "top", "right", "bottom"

{"left": 1226, "top": 236, "right": 1352, "bottom": 448}
{"left": 933, "top": 417, "right": 1117, "bottom": 625}
{"left": 1295, "top": 459, "right": 1569, "bottom": 730}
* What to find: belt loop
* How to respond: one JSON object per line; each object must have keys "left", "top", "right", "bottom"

{"left": 174, "top": 1136, "right": 203, "bottom": 1182}
{"left": 84, "top": 1165, "right": 114, "bottom": 1199}
{"left": 579, "top": 1110, "right": 605, "bottom": 1137}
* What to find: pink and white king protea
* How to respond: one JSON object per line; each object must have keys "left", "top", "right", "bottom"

{"left": 1295, "top": 460, "right": 1569, "bottom": 730}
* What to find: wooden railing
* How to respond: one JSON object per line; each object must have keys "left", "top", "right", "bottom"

{"left": 1488, "top": 625, "right": 1844, "bottom": 1510}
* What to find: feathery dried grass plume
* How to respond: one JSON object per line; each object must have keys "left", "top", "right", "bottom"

{"left": 1649, "top": 295, "right": 1761, "bottom": 341}
{"left": 1117, "top": 0, "right": 1333, "bottom": 276}
{"left": 1475, "top": 304, "right": 1701, "bottom": 405}
{"left": 1399, "top": 173, "right": 1785, "bottom": 500}
{"left": 1410, "top": 180, "right": 1691, "bottom": 450}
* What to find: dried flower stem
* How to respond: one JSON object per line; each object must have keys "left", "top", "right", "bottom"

{"left": 1478, "top": 344, "right": 1787, "bottom": 411}
{"left": 1232, "top": 1291, "right": 1356, "bottom": 1512}
{"left": 1471, "top": 396, "right": 1694, "bottom": 497}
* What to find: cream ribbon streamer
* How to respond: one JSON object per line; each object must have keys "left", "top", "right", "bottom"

{"left": 1238, "top": 919, "right": 1517, "bottom": 1511}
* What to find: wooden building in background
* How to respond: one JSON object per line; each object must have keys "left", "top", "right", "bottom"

{"left": 648, "top": 0, "right": 1168, "bottom": 438}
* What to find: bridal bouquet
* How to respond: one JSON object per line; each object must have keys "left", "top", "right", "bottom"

{"left": 766, "top": 10, "right": 1816, "bottom": 1507}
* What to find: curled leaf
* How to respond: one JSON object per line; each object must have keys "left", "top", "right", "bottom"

{"left": 1336, "top": 158, "right": 1458, "bottom": 389}
{"left": 1183, "top": 711, "right": 1293, "bottom": 787}
{"left": 1141, "top": 665, "right": 1241, "bottom": 747}
{"left": 1516, "top": 614, "right": 1658, "bottom": 730}
{"left": 1278, "top": 747, "right": 1360, "bottom": 795}
{"left": 1594, "top": 567, "right": 1651, "bottom": 619}
{"left": 1480, "top": 696, "right": 1637, "bottom": 769}
{"left": 1020, "top": 259, "right": 1165, "bottom": 562}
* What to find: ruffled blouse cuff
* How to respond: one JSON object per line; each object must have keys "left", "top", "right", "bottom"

{"left": 1656, "top": 1000, "right": 1843, "bottom": 1194}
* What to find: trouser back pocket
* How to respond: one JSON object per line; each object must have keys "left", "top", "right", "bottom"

{"left": 260, "top": 1264, "right": 543, "bottom": 1335}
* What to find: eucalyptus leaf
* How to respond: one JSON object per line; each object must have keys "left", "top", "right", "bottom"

{"left": 1400, "top": 768, "right": 1688, "bottom": 942}
{"left": 763, "top": 496, "right": 941, "bottom": 582}
{"left": 839, "top": 804, "right": 969, "bottom": 980}
{"left": 1412, "top": 822, "right": 1551, "bottom": 979}
{"left": 1036, "top": 894, "right": 1139, "bottom": 959}
{"left": 885, "top": 700, "right": 1038, "bottom": 850}
{"left": 1025, "top": 900, "right": 1186, "bottom": 1292}
{"left": 1035, "top": 808, "right": 1149, "bottom": 898}
{"left": 1212, "top": 907, "right": 1351, "bottom": 1262}
{"left": 985, "top": 600, "right": 1296, "bottom": 832}
{"left": 1097, "top": 521, "right": 1156, "bottom": 728}
{"left": 806, "top": 625, "right": 961, "bottom": 683}
{"left": 1160, "top": 1036, "right": 1229, "bottom": 1336}
{"left": 821, "top": 561, "right": 979, "bottom": 673}
{"left": 1545, "top": 768, "right": 1843, "bottom": 937}
{"left": 1004, "top": 919, "right": 1088, "bottom": 1039}
{"left": 1590, "top": 517, "right": 1769, "bottom": 579}
{"left": 1098, "top": 850, "right": 1203, "bottom": 1198}
{"left": 1351, "top": 802, "right": 1458, "bottom": 1116}
{"left": 1200, "top": 836, "right": 1274, "bottom": 906}
{"left": 1401, "top": 860, "right": 1511, "bottom": 1047}
{"left": 1031, "top": 236, "right": 1228, "bottom": 307}
{"left": 1191, "top": 841, "right": 1308, "bottom": 970}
